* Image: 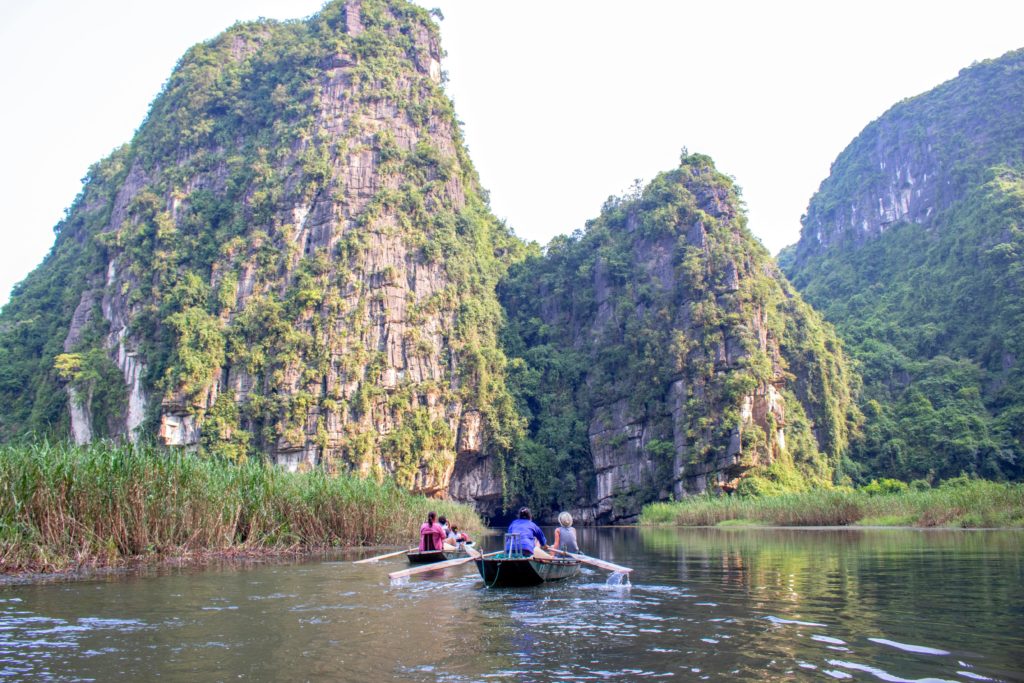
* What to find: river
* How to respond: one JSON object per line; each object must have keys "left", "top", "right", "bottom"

{"left": 1, "top": 527, "right": 1021, "bottom": 681}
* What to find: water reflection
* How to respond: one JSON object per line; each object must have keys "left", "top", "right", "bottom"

{"left": 0, "top": 528, "right": 1021, "bottom": 681}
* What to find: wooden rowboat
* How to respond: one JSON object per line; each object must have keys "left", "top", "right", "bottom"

{"left": 473, "top": 553, "right": 581, "bottom": 588}
{"left": 406, "top": 549, "right": 459, "bottom": 564}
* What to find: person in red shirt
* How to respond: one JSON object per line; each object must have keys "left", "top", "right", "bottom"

{"left": 419, "top": 511, "right": 446, "bottom": 552}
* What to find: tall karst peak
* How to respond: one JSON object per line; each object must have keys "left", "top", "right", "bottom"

{"left": 1, "top": 3, "right": 865, "bottom": 521}
{"left": 500, "top": 153, "right": 859, "bottom": 520}
{"left": 0, "top": 0, "right": 524, "bottom": 508}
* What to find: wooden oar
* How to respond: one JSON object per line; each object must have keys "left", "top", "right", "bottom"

{"left": 388, "top": 551, "right": 500, "bottom": 580}
{"left": 554, "top": 549, "right": 633, "bottom": 574}
{"left": 353, "top": 548, "right": 413, "bottom": 564}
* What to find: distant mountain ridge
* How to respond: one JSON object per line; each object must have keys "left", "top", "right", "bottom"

{"left": 781, "top": 48, "right": 1024, "bottom": 482}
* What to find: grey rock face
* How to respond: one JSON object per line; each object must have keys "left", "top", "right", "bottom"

{"left": 791, "top": 50, "right": 1024, "bottom": 267}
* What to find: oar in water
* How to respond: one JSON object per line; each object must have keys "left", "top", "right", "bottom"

{"left": 554, "top": 549, "right": 633, "bottom": 574}
{"left": 388, "top": 551, "right": 500, "bottom": 580}
{"left": 353, "top": 548, "right": 413, "bottom": 564}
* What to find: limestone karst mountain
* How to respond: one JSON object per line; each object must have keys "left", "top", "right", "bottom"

{"left": 0, "top": 0, "right": 862, "bottom": 520}
{"left": 0, "top": 0, "right": 525, "bottom": 510}
{"left": 780, "top": 48, "right": 1024, "bottom": 482}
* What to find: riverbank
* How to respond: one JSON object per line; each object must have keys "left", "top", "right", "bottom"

{"left": 638, "top": 479, "right": 1024, "bottom": 528}
{"left": 0, "top": 441, "right": 482, "bottom": 574}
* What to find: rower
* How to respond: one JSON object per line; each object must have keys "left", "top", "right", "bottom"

{"left": 506, "top": 507, "right": 551, "bottom": 558}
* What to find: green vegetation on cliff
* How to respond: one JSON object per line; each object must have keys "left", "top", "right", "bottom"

{"left": 786, "top": 169, "right": 1024, "bottom": 481}
{"left": 782, "top": 49, "right": 1024, "bottom": 484}
{"left": 0, "top": 148, "right": 130, "bottom": 440}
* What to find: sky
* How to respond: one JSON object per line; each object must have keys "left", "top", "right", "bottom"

{"left": 1, "top": 1, "right": 1022, "bottom": 306}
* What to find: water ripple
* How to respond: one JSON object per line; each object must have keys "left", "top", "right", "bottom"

{"left": 869, "top": 637, "right": 951, "bottom": 656}
{"left": 827, "top": 659, "right": 959, "bottom": 683}
{"left": 764, "top": 615, "right": 827, "bottom": 627}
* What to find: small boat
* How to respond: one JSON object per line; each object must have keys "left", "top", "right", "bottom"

{"left": 406, "top": 549, "right": 459, "bottom": 564}
{"left": 406, "top": 541, "right": 473, "bottom": 564}
{"left": 473, "top": 553, "right": 581, "bottom": 587}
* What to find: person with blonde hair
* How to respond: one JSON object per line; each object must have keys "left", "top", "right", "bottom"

{"left": 551, "top": 511, "right": 579, "bottom": 554}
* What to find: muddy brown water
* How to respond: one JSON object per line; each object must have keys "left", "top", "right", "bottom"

{"left": 1, "top": 527, "right": 1022, "bottom": 681}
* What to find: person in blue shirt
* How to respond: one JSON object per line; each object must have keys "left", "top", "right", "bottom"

{"left": 506, "top": 507, "right": 551, "bottom": 558}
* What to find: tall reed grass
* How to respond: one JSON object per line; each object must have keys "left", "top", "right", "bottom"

{"left": 639, "top": 480, "right": 1024, "bottom": 528}
{"left": 0, "top": 440, "right": 482, "bottom": 573}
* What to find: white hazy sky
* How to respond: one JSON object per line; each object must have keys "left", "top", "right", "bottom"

{"left": 1, "top": 1, "right": 1022, "bottom": 306}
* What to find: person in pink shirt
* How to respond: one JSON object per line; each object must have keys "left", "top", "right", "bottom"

{"left": 419, "top": 511, "right": 446, "bottom": 552}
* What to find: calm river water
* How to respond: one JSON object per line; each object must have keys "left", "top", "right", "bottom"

{"left": 1, "top": 527, "right": 1022, "bottom": 681}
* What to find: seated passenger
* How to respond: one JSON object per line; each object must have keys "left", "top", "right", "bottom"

{"left": 439, "top": 515, "right": 457, "bottom": 550}
{"left": 419, "top": 511, "right": 446, "bottom": 552}
{"left": 551, "top": 511, "right": 579, "bottom": 554}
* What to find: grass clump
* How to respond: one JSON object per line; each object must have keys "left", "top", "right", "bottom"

{"left": 715, "top": 519, "right": 763, "bottom": 528}
{"left": 0, "top": 440, "right": 482, "bottom": 573}
{"left": 639, "top": 478, "right": 1024, "bottom": 528}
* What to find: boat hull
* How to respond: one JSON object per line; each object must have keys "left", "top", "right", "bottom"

{"left": 407, "top": 550, "right": 458, "bottom": 564}
{"left": 474, "top": 556, "right": 581, "bottom": 587}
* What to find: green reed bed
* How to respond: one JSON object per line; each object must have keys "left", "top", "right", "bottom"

{"left": 0, "top": 440, "right": 481, "bottom": 573}
{"left": 639, "top": 480, "right": 1024, "bottom": 528}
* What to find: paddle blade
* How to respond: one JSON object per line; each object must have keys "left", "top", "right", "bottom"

{"left": 563, "top": 551, "right": 632, "bottom": 574}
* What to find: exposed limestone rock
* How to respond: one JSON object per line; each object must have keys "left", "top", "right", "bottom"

{"left": 457, "top": 410, "right": 483, "bottom": 455}
{"left": 448, "top": 450, "right": 503, "bottom": 515}
{"left": 63, "top": 291, "right": 96, "bottom": 353}
{"left": 158, "top": 413, "right": 198, "bottom": 447}
{"left": 68, "top": 388, "right": 93, "bottom": 445}
{"left": 589, "top": 399, "right": 657, "bottom": 518}
{"left": 791, "top": 49, "right": 1024, "bottom": 266}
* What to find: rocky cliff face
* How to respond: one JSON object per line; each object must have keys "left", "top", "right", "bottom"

{"left": 501, "top": 155, "right": 859, "bottom": 522}
{"left": 0, "top": 0, "right": 523, "bottom": 506}
{"left": 781, "top": 48, "right": 1024, "bottom": 482}
{"left": 789, "top": 48, "right": 1024, "bottom": 266}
